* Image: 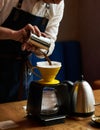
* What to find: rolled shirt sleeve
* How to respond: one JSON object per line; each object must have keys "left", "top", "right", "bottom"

{"left": 32, "top": 0, "right": 64, "bottom": 57}
{"left": 45, "top": 1, "right": 65, "bottom": 56}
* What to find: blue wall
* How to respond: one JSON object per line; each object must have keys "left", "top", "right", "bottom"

{"left": 49, "top": 41, "right": 82, "bottom": 82}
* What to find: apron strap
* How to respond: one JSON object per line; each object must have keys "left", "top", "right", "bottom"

{"left": 17, "top": 0, "right": 24, "bottom": 8}
{"left": 18, "top": 59, "right": 26, "bottom": 100}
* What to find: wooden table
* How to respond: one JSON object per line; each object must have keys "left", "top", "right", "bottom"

{"left": 0, "top": 90, "right": 99, "bottom": 130}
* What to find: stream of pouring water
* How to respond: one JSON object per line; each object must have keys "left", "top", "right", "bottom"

{"left": 42, "top": 52, "right": 52, "bottom": 65}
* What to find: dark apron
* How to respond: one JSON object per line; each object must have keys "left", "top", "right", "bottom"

{"left": 0, "top": 0, "right": 48, "bottom": 103}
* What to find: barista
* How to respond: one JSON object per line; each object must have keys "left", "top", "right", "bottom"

{"left": 0, "top": 0, "right": 64, "bottom": 103}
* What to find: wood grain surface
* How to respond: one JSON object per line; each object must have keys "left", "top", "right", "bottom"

{"left": 0, "top": 90, "right": 99, "bottom": 130}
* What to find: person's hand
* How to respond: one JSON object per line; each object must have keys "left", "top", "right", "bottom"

{"left": 20, "top": 25, "right": 49, "bottom": 57}
{"left": 13, "top": 24, "right": 41, "bottom": 43}
{"left": 13, "top": 24, "right": 45, "bottom": 56}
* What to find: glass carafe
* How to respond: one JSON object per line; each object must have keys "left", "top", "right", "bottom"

{"left": 41, "top": 87, "right": 59, "bottom": 115}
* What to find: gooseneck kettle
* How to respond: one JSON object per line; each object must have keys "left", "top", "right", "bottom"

{"left": 71, "top": 75, "right": 95, "bottom": 117}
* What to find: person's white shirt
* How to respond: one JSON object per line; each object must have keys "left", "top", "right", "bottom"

{"left": 0, "top": 0, "right": 64, "bottom": 56}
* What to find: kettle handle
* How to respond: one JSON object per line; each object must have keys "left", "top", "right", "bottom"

{"left": 62, "top": 80, "right": 74, "bottom": 87}
{"left": 55, "top": 81, "right": 74, "bottom": 115}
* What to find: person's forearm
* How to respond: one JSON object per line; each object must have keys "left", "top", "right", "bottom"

{"left": 0, "top": 27, "right": 16, "bottom": 40}
{"left": 0, "top": 24, "right": 42, "bottom": 43}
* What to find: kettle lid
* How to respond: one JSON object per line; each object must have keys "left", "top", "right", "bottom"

{"left": 74, "top": 75, "right": 89, "bottom": 85}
